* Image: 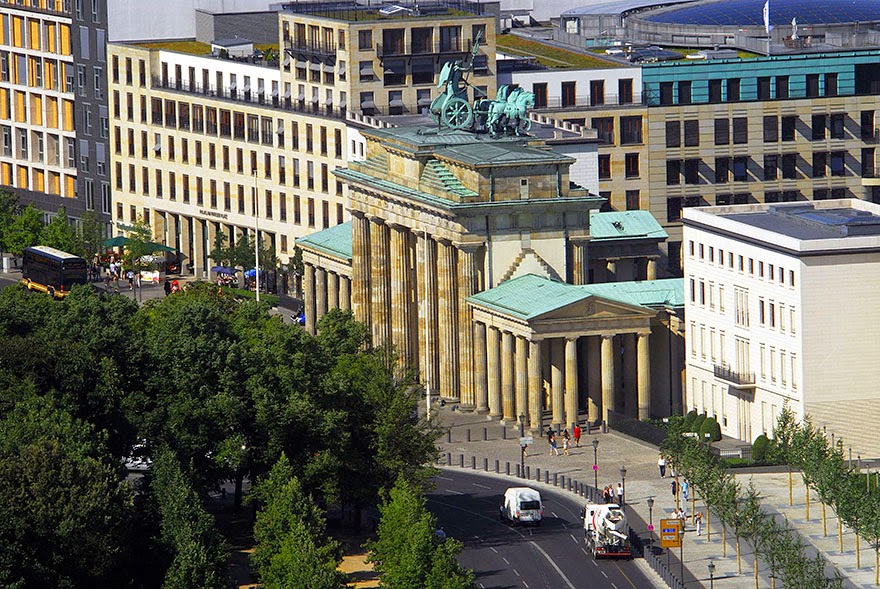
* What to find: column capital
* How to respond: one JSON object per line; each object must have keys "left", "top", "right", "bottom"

{"left": 388, "top": 221, "right": 410, "bottom": 232}
{"left": 453, "top": 241, "right": 484, "bottom": 254}
{"left": 569, "top": 236, "right": 592, "bottom": 245}
{"left": 365, "top": 213, "right": 385, "bottom": 224}
{"left": 602, "top": 333, "right": 615, "bottom": 341}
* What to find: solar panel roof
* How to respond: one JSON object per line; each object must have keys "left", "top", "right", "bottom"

{"left": 644, "top": 0, "right": 880, "bottom": 26}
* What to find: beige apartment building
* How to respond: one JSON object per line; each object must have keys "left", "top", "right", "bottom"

{"left": 279, "top": 2, "right": 496, "bottom": 117}
{"left": 108, "top": 41, "right": 351, "bottom": 274}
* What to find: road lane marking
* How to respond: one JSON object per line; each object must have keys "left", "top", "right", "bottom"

{"left": 513, "top": 569, "right": 520, "bottom": 577}
{"left": 613, "top": 561, "right": 640, "bottom": 589}
{"left": 570, "top": 533, "right": 577, "bottom": 543}
{"left": 528, "top": 541, "right": 577, "bottom": 589}
{"left": 502, "top": 557, "right": 510, "bottom": 565}
{"left": 601, "top": 570, "right": 608, "bottom": 578}
{"left": 552, "top": 512, "right": 559, "bottom": 518}
{"left": 447, "top": 489, "right": 464, "bottom": 495}
{"left": 523, "top": 582, "right": 529, "bottom": 588}
{"left": 437, "top": 476, "right": 454, "bottom": 481}
{"left": 489, "top": 547, "right": 498, "bottom": 553}
{"left": 472, "top": 482, "right": 491, "bottom": 489}
{"left": 611, "top": 583, "right": 618, "bottom": 589}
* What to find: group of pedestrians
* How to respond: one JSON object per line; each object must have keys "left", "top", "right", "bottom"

{"left": 546, "top": 425, "right": 582, "bottom": 457}
{"left": 601, "top": 483, "right": 624, "bottom": 505}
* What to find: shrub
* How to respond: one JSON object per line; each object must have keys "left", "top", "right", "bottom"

{"left": 699, "top": 417, "right": 721, "bottom": 442}
{"left": 683, "top": 410, "right": 698, "bottom": 431}
{"left": 691, "top": 412, "right": 707, "bottom": 434}
{"left": 752, "top": 434, "right": 771, "bottom": 463}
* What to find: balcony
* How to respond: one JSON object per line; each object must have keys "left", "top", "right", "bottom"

{"left": 376, "top": 39, "right": 474, "bottom": 58}
{"left": 713, "top": 364, "right": 755, "bottom": 389}
{"left": 285, "top": 39, "right": 337, "bottom": 59}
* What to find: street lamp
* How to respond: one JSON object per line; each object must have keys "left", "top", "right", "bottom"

{"left": 708, "top": 560, "right": 716, "bottom": 589}
{"left": 519, "top": 412, "right": 526, "bottom": 478}
{"left": 619, "top": 465, "right": 627, "bottom": 506}
{"left": 646, "top": 496, "right": 655, "bottom": 549}
{"left": 591, "top": 438, "right": 599, "bottom": 490}
{"left": 519, "top": 412, "right": 525, "bottom": 437}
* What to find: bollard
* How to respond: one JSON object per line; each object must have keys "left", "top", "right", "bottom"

{"left": 502, "top": 427, "right": 507, "bottom": 440}
{"left": 553, "top": 473, "right": 558, "bottom": 486}
{"left": 536, "top": 468, "right": 540, "bottom": 480}
{"left": 506, "top": 461, "right": 510, "bottom": 475}
{"left": 526, "top": 466, "right": 531, "bottom": 479}
{"left": 466, "top": 429, "right": 471, "bottom": 442}
{"left": 561, "top": 475, "right": 565, "bottom": 488}
{"left": 446, "top": 452, "right": 451, "bottom": 466}
{"left": 483, "top": 427, "right": 488, "bottom": 441}
{"left": 483, "top": 458, "right": 488, "bottom": 471}
{"left": 446, "top": 430, "right": 451, "bottom": 443}
{"left": 459, "top": 454, "right": 464, "bottom": 467}
{"left": 516, "top": 464, "right": 521, "bottom": 478}
{"left": 471, "top": 456, "right": 476, "bottom": 469}
{"left": 545, "top": 471, "right": 549, "bottom": 484}
{"left": 495, "top": 459, "right": 499, "bottom": 473}
{"left": 568, "top": 479, "right": 573, "bottom": 492}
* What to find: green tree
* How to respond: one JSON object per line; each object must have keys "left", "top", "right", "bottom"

{"left": 0, "top": 188, "right": 19, "bottom": 254}
{"left": 209, "top": 230, "right": 232, "bottom": 266}
{"left": 75, "top": 209, "right": 104, "bottom": 260}
{"left": 368, "top": 476, "right": 473, "bottom": 589}
{"left": 41, "top": 206, "right": 77, "bottom": 253}
{"left": 250, "top": 454, "right": 347, "bottom": 589}
{"left": 151, "top": 448, "right": 227, "bottom": 589}
{"left": 0, "top": 393, "right": 132, "bottom": 588}
{"left": 5, "top": 204, "right": 43, "bottom": 255}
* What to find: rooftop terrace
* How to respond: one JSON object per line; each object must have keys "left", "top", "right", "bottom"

{"left": 279, "top": 0, "right": 487, "bottom": 21}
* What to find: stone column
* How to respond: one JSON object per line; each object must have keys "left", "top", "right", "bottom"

{"left": 647, "top": 258, "right": 658, "bottom": 281}
{"left": 474, "top": 322, "right": 488, "bottom": 413}
{"left": 501, "top": 331, "right": 515, "bottom": 421}
{"left": 638, "top": 332, "right": 651, "bottom": 420}
{"left": 515, "top": 335, "right": 527, "bottom": 424}
{"left": 205, "top": 221, "right": 217, "bottom": 268}
{"left": 416, "top": 233, "right": 438, "bottom": 395}
{"left": 601, "top": 334, "right": 615, "bottom": 425}
{"left": 315, "top": 267, "right": 327, "bottom": 321}
{"left": 339, "top": 276, "right": 351, "bottom": 311}
{"left": 327, "top": 271, "right": 339, "bottom": 310}
{"left": 527, "top": 338, "right": 542, "bottom": 432}
{"left": 437, "top": 239, "right": 459, "bottom": 399}
{"left": 369, "top": 217, "right": 390, "bottom": 348}
{"left": 457, "top": 243, "right": 480, "bottom": 408}
{"left": 350, "top": 211, "right": 371, "bottom": 325}
{"left": 550, "top": 339, "right": 564, "bottom": 427}
{"left": 304, "top": 263, "right": 316, "bottom": 334}
{"left": 570, "top": 239, "right": 589, "bottom": 285}
{"left": 487, "top": 326, "right": 502, "bottom": 418}
{"left": 587, "top": 336, "right": 602, "bottom": 423}
{"left": 390, "top": 223, "right": 412, "bottom": 366}
{"left": 623, "top": 333, "right": 637, "bottom": 416}
{"left": 564, "top": 337, "right": 579, "bottom": 428}
{"left": 178, "top": 216, "right": 192, "bottom": 274}
{"left": 192, "top": 217, "right": 205, "bottom": 278}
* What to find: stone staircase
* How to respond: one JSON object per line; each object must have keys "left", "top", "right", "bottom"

{"left": 499, "top": 248, "right": 559, "bottom": 283}
{"left": 420, "top": 160, "right": 477, "bottom": 199}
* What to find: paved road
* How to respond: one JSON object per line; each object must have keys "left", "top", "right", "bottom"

{"left": 428, "top": 468, "right": 659, "bottom": 589}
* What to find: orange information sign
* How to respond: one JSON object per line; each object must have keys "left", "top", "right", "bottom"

{"left": 660, "top": 518, "right": 682, "bottom": 548}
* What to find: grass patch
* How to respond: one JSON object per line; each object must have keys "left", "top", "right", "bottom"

{"left": 219, "top": 286, "right": 280, "bottom": 306}
{"left": 497, "top": 34, "right": 618, "bottom": 69}
{"left": 139, "top": 40, "right": 213, "bottom": 55}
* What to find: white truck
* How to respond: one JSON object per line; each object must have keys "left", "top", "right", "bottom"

{"left": 582, "top": 503, "right": 631, "bottom": 558}
{"left": 500, "top": 487, "right": 543, "bottom": 526}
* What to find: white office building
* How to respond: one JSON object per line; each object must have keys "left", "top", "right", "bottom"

{"left": 683, "top": 200, "right": 880, "bottom": 458}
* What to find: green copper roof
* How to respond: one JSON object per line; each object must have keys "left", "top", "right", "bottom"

{"left": 590, "top": 210, "right": 668, "bottom": 241}
{"left": 468, "top": 273, "right": 684, "bottom": 320}
{"left": 296, "top": 221, "right": 352, "bottom": 261}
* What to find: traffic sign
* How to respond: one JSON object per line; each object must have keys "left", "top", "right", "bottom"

{"left": 519, "top": 436, "right": 533, "bottom": 446}
{"left": 660, "top": 518, "right": 682, "bottom": 548}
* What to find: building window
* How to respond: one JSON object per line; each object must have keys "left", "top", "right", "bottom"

{"left": 659, "top": 82, "right": 673, "bottom": 105}
{"left": 715, "top": 157, "right": 729, "bottom": 183}
{"left": 782, "top": 153, "right": 797, "bottom": 179}
{"left": 618, "top": 79, "right": 633, "bottom": 104}
{"left": 666, "top": 159, "right": 681, "bottom": 185}
{"left": 561, "top": 81, "right": 577, "bottom": 108}
{"left": 830, "top": 151, "right": 846, "bottom": 176}
{"left": 620, "top": 116, "right": 642, "bottom": 144}
{"left": 678, "top": 81, "right": 692, "bottom": 104}
{"left": 708, "top": 79, "right": 722, "bottom": 103}
{"left": 598, "top": 154, "right": 611, "bottom": 179}
{"left": 776, "top": 76, "right": 789, "bottom": 99}
{"left": 830, "top": 114, "right": 845, "bottom": 139}
{"left": 805, "top": 74, "right": 820, "bottom": 98}
{"left": 665, "top": 121, "right": 680, "bottom": 148}
{"left": 781, "top": 116, "right": 796, "bottom": 141}
{"left": 812, "top": 152, "right": 826, "bottom": 177}
{"left": 825, "top": 73, "right": 838, "bottom": 96}
{"left": 625, "top": 153, "right": 639, "bottom": 178}
{"left": 732, "top": 118, "right": 747, "bottom": 144}
{"left": 589, "top": 80, "right": 605, "bottom": 106}
{"left": 593, "top": 117, "right": 613, "bottom": 144}
{"left": 358, "top": 30, "right": 372, "bottom": 50}
{"left": 763, "top": 116, "right": 778, "bottom": 142}
{"left": 714, "top": 118, "right": 729, "bottom": 145}
{"left": 811, "top": 114, "right": 826, "bottom": 140}
{"left": 684, "top": 120, "right": 699, "bottom": 147}
{"left": 726, "top": 78, "right": 740, "bottom": 102}
{"left": 757, "top": 76, "right": 771, "bottom": 99}
{"left": 861, "top": 111, "right": 875, "bottom": 140}
{"left": 667, "top": 197, "right": 682, "bottom": 221}
{"left": 532, "top": 83, "right": 547, "bottom": 108}
{"left": 625, "top": 190, "right": 640, "bottom": 210}
{"left": 733, "top": 156, "right": 748, "bottom": 182}
{"left": 684, "top": 159, "right": 700, "bottom": 184}
{"left": 764, "top": 154, "right": 777, "bottom": 180}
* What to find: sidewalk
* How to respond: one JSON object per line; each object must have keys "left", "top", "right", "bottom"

{"left": 434, "top": 405, "right": 867, "bottom": 589}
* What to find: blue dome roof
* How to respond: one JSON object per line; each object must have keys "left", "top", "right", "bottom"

{"left": 644, "top": 0, "right": 880, "bottom": 26}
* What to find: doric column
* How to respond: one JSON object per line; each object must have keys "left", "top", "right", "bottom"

{"left": 339, "top": 276, "right": 351, "bottom": 311}
{"left": 623, "top": 333, "right": 636, "bottom": 416}
{"left": 601, "top": 334, "right": 615, "bottom": 425}
{"left": 550, "top": 338, "right": 564, "bottom": 427}
{"left": 437, "top": 239, "right": 459, "bottom": 399}
{"left": 327, "top": 271, "right": 339, "bottom": 310}
{"left": 564, "top": 337, "right": 579, "bottom": 428}
{"left": 487, "top": 326, "right": 502, "bottom": 418}
{"left": 570, "top": 239, "right": 589, "bottom": 285}
{"left": 369, "top": 217, "right": 391, "bottom": 348}
{"left": 528, "top": 339, "right": 543, "bottom": 432}
{"left": 638, "top": 332, "right": 652, "bottom": 420}
{"left": 474, "top": 321, "right": 488, "bottom": 413}
{"left": 389, "top": 223, "right": 412, "bottom": 365}
{"left": 304, "top": 263, "right": 316, "bottom": 334}
{"left": 416, "top": 233, "right": 438, "bottom": 395}
{"left": 457, "top": 243, "right": 481, "bottom": 408}
{"left": 192, "top": 217, "right": 205, "bottom": 278}
{"left": 587, "top": 336, "right": 601, "bottom": 423}
{"left": 501, "top": 331, "right": 515, "bottom": 421}
{"left": 316, "top": 267, "right": 328, "bottom": 323}
{"left": 647, "top": 258, "right": 658, "bottom": 281}
{"left": 515, "top": 335, "right": 527, "bottom": 424}
{"left": 350, "top": 211, "right": 371, "bottom": 325}
{"left": 205, "top": 221, "right": 217, "bottom": 268}
{"left": 178, "top": 216, "right": 191, "bottom": 274}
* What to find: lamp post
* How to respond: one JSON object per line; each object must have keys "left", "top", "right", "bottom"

{"left": 647, "top": 496, "right": 655, "bottom": 549}
{"left": 519, "top": 412, "right": 526, "bottom": 478}
{"left": 619, "top": 465, "right": 627, "bottom": 506}
{"left": 708, "top": 560, "right": 716, "bottom": 589}
{"left": 519, "top": 412, "right": 525, "bottom": 437}
{"left": 591, "top": 438, "right": 599, "bottom": 490}
{"left": 253, "top": 170, "right": 260, "bottom": 303}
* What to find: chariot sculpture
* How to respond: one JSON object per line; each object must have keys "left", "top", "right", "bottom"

{"left": 429, "top": 31, "right": 535, "bottom": 137}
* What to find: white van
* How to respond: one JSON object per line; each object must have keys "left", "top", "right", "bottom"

{"left": 500, "top": 487, "right": 543, "bottom": 525}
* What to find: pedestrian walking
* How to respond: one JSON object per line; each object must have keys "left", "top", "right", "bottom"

{"left": 658, "top": 453, "right": 667, "bottom": 478}
{"left": 546, "top": 425, "right": 553, "bottom": 439}
{"left": 671, "top": 479, "right": 678, "bottom": 498}
{"left": 695, "top": 511, "right": 703, "bottom": 536}
{"left": 603, "top": 486, "right": 612, "bottom": 503}
{"left": 548, "top": 432, "right": 559, "bottom": 456}
{"left": 616, "top": 482, "right": 624, "bottom": 505}
{"left": 682, "top": 479, "right": 690, "bottom": 502}
{"left": 126, "top": 270, "right": 134, "bottom": 291}
{"left": 562, "top": 429, "right": 571, "bottom": 456}
{"left": 573, "top": 424, "right": 581, "bottom": 447}
{"left": 164, "top": 279, "right": 172, "bottom": 296}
